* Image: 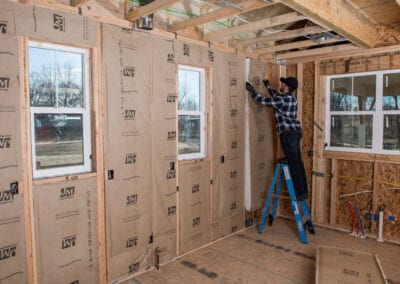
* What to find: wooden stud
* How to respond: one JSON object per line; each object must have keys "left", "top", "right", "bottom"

{"left": 93, "top": 23, "right": 107, "bottom": 284}
{"left": 329, "top": 158, "right": 337, "bottom": 225}
{"left": 371, "top": 160, "right": 379, "bottom": 235}
{"left": 19, "top": 36, "right": 37, "bottom": 284}
{"left": 311, "top": 60, "right": 326, "bottom": 223}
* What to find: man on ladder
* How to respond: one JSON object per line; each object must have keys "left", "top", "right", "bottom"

{"left": 245, "top": 77, "right": 314, "bottom": 243}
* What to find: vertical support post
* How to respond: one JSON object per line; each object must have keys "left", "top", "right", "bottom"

{"left": 19, "top": 36, "right": 37, "bottom": 284}
{"left": 94, "top": 23, "right": 107, "bottom": 284}
{"left": 311, "top": 60, "right": 326, "bottom": 223}
{"left": 329, "top": 158, "right": 337, "bottom": 225}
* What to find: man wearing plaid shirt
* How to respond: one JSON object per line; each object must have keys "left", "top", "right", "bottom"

{"left": 246, "top": 77, "right": 308, "bottom": 201}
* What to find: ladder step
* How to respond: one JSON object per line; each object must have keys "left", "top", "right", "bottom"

{"left": 269, "top": 194, "right": 291, "bottom": 200}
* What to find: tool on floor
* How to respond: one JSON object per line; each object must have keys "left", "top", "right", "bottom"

{"left": 258, "top": 158, "right": 315, "bottom": 244}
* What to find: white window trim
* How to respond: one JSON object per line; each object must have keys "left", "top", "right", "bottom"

{"left": 29, "top": 41, "right": 92, "bottom": 178}
{"left": 325, "top": 69, "right": 400, "bottom": 155}
{"left": 178, "top": 65, "right": 206, "bottom": 161}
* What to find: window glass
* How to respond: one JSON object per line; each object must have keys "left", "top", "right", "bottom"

{"left": 383, "top": 115, "right": 400, "bottom": 150}
{"left": 29, "top": 47, "right": 84, "bottom": 108}
{"left": 383, "top": 73, "right": 400, "bottom": 110}
{"left": 34, "top": 114, "right": 84, "bottom": 169}
{"left": 330, "top": 115, "right": 373, "bottom": 149}
{"left": 178, "top": 69, "right": 200, "bottom": 111}
{"left": 178, "top": 115, "right": 201, "bottom": 154}
{"left": 330, "top": 77, "right": 352, "bottom": 111}
{"left": 354, "top": 75, "right": 376, "bottom": 111}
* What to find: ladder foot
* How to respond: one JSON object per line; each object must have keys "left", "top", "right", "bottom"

{"left": 268, "top": 214, "right": 274, "bottom": 226}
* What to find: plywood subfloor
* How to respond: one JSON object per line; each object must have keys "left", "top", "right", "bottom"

{"left": 124, "top": 218, "right": 400, "bottom": 284}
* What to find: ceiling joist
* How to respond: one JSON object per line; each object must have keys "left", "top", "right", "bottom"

{"left": 230, "top": 26, "right": 328, "bottom": 48}
{"left": 203, "top": 11, "right": 306, "bottom": 42}
{"left": 279, "top": 0, "right": 377, "bottom": 48}
{"left": 127, "top": 0, "right": 181, "bottom": 21}
{"left": 167, "top": 0, "right": 277, "bottom": 32}
{"left": 276, "top": 43, "right": 360, "bottom": 60}
{"left": 255, "top": 37, "right": 346, "bottom": 55}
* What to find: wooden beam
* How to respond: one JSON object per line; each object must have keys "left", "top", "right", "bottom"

{"left": 276, "top": 43, "right": 360, "bottom": 60}
{"left": 255, "top": 37, "right": 345, "bottom": 55}
{"left": 203, "top": 12, "right": 306, "bottom": 42}
{"left": 284, "top": 44, "right": 400, "bottom": 64}
{"left": 311, "top": 61, "right": 326, "bottom": 223}
{"left": 279, "top": 0, "right": 377, "bottom": 48}
{"left": 127, "top": 0, "right": 181, "bottom": 21}
{"left": 231, "top": 26, "right": 328, "bottom": 48}
{"left": 168, "top": 0, "right": 277, "bottom": 32}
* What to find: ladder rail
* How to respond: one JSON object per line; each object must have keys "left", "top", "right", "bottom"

{"left": 258, "top": 161, "right": 315, "bottom": 244}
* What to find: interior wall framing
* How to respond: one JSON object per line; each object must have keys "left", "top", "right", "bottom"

{"left": 310, "top": 49, "right": 400, "bottom": 241}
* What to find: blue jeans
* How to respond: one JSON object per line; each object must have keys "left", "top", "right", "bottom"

{"left": 280, "top": 131, "right": 308, "bottom": 200}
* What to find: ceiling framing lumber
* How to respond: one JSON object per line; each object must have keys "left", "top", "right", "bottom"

{"left": 255, "top": 37, "right": 346, "bottom": 54}
{"left": 279, "top": 0, "right": 377, "bottom": 48}
{"left": 275, "top": 43, "right": 360, "bottom": 60}
{"left": 230, "top": 26, "right": 328, "bottom": 48}
{"left": 168, "top": 0, "right": 277, "bottom": 32}
{"left": 203, "top": 11, "right": 306, "bottom": 42}
{"left": 127, "top": 0, "right": 181, "bottom": 21}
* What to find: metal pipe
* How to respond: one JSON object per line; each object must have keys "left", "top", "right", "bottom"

{"left": 377, "top": 208, "right": 384, "bottom": 242}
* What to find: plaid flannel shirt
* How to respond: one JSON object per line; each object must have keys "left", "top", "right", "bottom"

{"left": 250, "top": 87, "right": 302, "bottom": 135}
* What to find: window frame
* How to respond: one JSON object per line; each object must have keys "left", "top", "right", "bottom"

{"left": 177, "top": 65, "right": 207, "bottom": 161}
{"left": 325, "top": 69, "right": 400, "bottom": 155}
{"left": 28, "top": 41, "right": 92, "bottom": 178}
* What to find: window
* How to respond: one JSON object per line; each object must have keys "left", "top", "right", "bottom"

{"left": 326, "top": 70, "right": 400, "bottom": 154}
{"left": 28, "top": 41, "right": 92, "bottom": 178}
{"left": 178, "top": 65, "right": 206, "bottom": 160}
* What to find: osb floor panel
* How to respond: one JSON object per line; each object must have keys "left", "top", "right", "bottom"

{"left": 126, "top": 218, "right": 400, "bottom": 284}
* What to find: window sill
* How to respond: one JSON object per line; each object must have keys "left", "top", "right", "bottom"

{"left": 323, "top": 150, "right": 400, "bottom": 163}
{"left": 33, "top": 172, "right": 97, "bottom": 186}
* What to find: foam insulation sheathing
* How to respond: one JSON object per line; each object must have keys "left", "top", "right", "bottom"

{"left": 103, "top": 24, "right": 153, "bottom": 281}
{"left": 150, "top": 34, "right": 178, "bottom": 264}
{"left": 247, "top": 59, "right": 275, "bottom": 211}
{"left": 0, "top": 26, "right": 27, "bottom": 283}
{"left": 178, "top": 161, "right": 211, "bottom": 254}
{"left": 211, "top": 50, "right": 246, "bottom": 240}
{"left": 33, "top": 178, "right": 99, "bottom": 284}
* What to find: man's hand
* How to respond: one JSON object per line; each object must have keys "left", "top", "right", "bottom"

{"left": 245, "top": 82, "right": 254, "bottom": 92}
{"left": 263, "top": 79, "right": 270, "bottom": 88}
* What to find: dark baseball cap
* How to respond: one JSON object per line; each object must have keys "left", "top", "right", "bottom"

{"left": 280, "top": 77, "right": 298, "bottom": 90}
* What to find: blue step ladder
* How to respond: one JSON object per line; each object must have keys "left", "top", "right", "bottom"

{"left": 258, "top": 158, "right": 315, "bottom": 244}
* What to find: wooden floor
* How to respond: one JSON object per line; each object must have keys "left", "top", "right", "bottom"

{"left": 125, "top": 218, "right": 400, "bottom": 284}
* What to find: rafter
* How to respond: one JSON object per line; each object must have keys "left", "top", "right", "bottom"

{"left": 230, "top": 26, "right": 327, "bottom": 48}
{"left": 202, "top": 12, "right": 306, "bottom": 42}
{"left": 275, "top": 43, "right": 360, "bottom": 60}
{"left": 127, "top": 0, "right": 181, "bottom": 21}
{"left": 168, "top": 0, "right": 277, "bottom": 32}
{"left": 279, "top": 0, "right": 377, "bottom": 48}
{"left": 255, "top": 37, "right": 345, "bottom": 55}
